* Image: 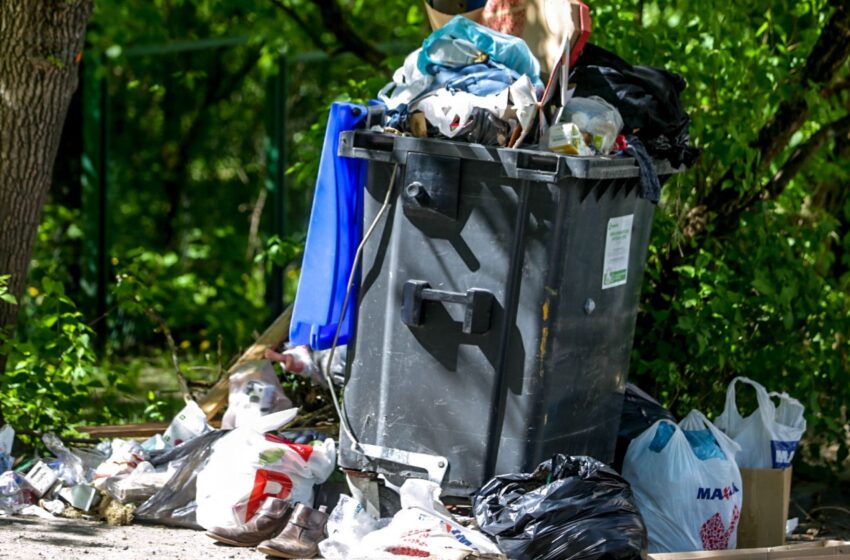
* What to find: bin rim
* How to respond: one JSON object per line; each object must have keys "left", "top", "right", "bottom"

{"left": 339, "top": 130, "right": 682, "bottom": 183}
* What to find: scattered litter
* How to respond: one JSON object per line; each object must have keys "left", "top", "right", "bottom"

{"left": 221, "top": 359, "right": 293, "bottom": 429}
{"left": 40, "top": 498, "right": 66, "bottom": 516}
{"left": 22, "top": 461, "right": 59, "bottom": 498}
{"left": 162, "top": 399, "right": 212, "bottom": 448}
{"left": 19, "top": 504, "right": 55, "bottom": 520}
{"left": 0, "top": 425, "right": 14, "bottom": 473}
{"left": 0, "top": 471, "right": 23, "bottom": 515}
{"left": 318, "top": 495, "right": 386, "bottom": 559}
{"left": 43, "top": 433, "right": 86, "bottom": 485}
{"left": 58, "top": 484, "right": 100, "bottom": 512}
{"left": 357, "top": 479, "right": 503, "bottom": 559}
{"left": 94, "top": 439, "right": 148, "bottom": 481}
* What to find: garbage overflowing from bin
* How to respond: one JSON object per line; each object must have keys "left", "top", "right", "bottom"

{"left": 0, "top": 2, "right": 815, "bottom": 559}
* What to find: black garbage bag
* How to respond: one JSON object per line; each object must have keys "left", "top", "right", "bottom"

{"left": 571, "top": 43, "right": 701, "bottom": 169}
{"left": 473, "top": 455, "right": 646, "bottom": 560}
{"left": 134, "top": 430, "right": 227, "bottom": 529}
{"left": 613, "top": 383, "right": 676, "bottom": 472}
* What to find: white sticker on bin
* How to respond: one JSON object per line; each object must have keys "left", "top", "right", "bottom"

{"left": 602, "top": 214, "right": 634, "bottom": 290}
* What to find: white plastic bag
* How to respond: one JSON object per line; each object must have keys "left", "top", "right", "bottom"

{"left": 318, "top": 494, "right": 386, "bottom": 559}
{"left": 623, "top": 410, "right": 743, "bottom": 553}
{"left": 562, "top": 96, "right": 624, "bottom": 154}
{"left": 358, "top": 479, "right": 504, "bottom": 559}
{"left": 714, "top": 377, "right": 806, "bottom": 469}
{"left": 414, "top": 88, "right": 510, "bottom": 139}
{"left": 163, "top": 399, "right": 213, "bottom": 447}
{"left": 221, "top": 360, "right": 293, "bottom": 429}
{"left": 93, "top": 439, "right": 148, "bottom": 483}
{"left": 378, "top": 48, "right": 435, "bottom": 110}
{"left": 195, "top": 409, "right": 336, "bottom": 531}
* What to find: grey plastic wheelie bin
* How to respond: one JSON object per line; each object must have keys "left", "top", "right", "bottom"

{"left": 336, "top": 130, "right": 678, "bottom": 501}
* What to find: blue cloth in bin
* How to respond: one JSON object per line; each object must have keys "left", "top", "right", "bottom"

{"left": 289, "top": 102, "right": 367, "bottom": 350}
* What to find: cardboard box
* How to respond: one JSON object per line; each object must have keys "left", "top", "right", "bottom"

{"left": 738, "top": 467, "right": 793, "bottom": 549}
{"left": 649, "top": 540, "right": 850, "bottom": 559}
{"left": 23, "top": 461, "right": 59, "bottom": 498}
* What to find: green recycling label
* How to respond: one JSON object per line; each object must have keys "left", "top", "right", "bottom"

{"left": 602, "top": 214, "right": 634, "bottom": 290}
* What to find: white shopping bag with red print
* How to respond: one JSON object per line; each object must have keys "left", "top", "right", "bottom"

{"left": 195, "top": 409, "right": 335, "bottom": 530}
{"left": 622, "top": 410, "right": 743, "bottom": 553}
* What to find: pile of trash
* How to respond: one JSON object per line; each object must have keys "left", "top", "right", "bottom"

{"left": 0, "top": 365, "right": 810, "bottom": 559}
{"left": 0, "top": 4, "right": 808, "bottom": 560}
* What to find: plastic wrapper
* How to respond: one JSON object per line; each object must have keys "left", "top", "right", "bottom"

{"left": 42, "top": 433, "right": 86, "bottom": 485}
{"left": 561, "top": 96, "right": 624, "bottom": 155}
{"left": 318, "top": 494, "right": 387, "bottom": 559}
{"left": 0, "top": 471, "right": 23, "bottom": 514}
{"left": 221, "top": 360, "right": 293, "bottom": 429}
{"left": 623, "top": 410, "right": 742, "bottom": 552}
{"left": 162, "top": 399, "right": 212, "bottom": 448}
{"left": 195, "top": 413, "right": 335, "bottom": 531}
{"left": 358, "top": 479, "right": 503, "bottom": 559}
{"left": 0, "top": 425, "right": 14, "bottom": 473}
{"left": 715, "top": 377, "right": 806, "bottom": 469}
{"left": 103, "top": 463, "right": 171, "bottom": 505}
{"left": 94, "top": 439, "right": 148, "bottom": 482}
{"left": 134, "top": 430, "right": 227, "bottom": 529}
{"left": 473, "top": 454, "right": 646, "bottom": 560}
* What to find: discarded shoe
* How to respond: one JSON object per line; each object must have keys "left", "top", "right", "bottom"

{"left": 205, "top": 498, "right": 292, "bottom": 547}
{"left": 256, "top": 503, "right": 328, "bottom": 558}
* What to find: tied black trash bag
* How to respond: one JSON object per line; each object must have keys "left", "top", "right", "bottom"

{"left": 473, "top": 455, "right": 647, "bottom": 560}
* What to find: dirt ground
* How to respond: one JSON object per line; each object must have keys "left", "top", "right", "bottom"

{"left": 0, "top": 516, "right": 266, "bottom": 560}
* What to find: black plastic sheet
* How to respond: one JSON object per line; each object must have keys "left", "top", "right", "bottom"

{"left": 473, "top": 454, "right": 646, "bottom": 560}
{"left": 613, "top": 383, "right": 676, "bottom": 472}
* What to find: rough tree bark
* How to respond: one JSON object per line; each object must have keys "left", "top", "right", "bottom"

{"left": 0, "top": 0, "right": 92, "bottom": 375}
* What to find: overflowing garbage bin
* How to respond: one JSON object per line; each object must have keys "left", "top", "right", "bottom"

{"left": 337, "top": 129, "right": 679, "bottom": 498}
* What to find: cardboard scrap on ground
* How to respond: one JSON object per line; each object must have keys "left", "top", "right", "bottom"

{"left": 649, "top": 540, "right": 850, "bottom": 560}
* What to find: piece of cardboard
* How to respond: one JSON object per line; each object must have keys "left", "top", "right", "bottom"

{"left": 424, "top": 3, "right": 484, "bottom": 29}
{"left": 23, "top": 461, "right": 59, "bottom": 498}
{"left": 738, "top": 467, "right": 793, "bottom": 549}
{"left": 649, "top": 540, "right": 850, "bottom": 559}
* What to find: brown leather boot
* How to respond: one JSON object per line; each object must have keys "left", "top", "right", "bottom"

{"left": 256, "top": 503, "right": 328, "bottom": 558}
{"left": 205, "top": 498, "right": 292, "bottom": 547}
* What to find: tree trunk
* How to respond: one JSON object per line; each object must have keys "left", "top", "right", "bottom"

{"left": 0, "top": 0, "right": 92, "bottom": 374}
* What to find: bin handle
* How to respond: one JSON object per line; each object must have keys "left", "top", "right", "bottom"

{"left": 401, "top": 280, "right": 494, "bottom": 335}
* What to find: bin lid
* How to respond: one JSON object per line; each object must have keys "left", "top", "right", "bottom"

{"left": 339, "top": 130, "right": 681, "bottom": 184}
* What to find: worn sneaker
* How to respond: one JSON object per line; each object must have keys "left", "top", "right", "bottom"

{"left": 205, "top": 498, "right": 292, "bottom": 547}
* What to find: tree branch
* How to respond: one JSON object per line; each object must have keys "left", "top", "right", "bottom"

{"left": 307, "top": 0, "right": 386, "bottom": 66}
{"left": 765, "top": 114, "right": 850, "bottom": 199}
{"left": 698, "top": 4, "right": 850, "bottom": 228}
{"left": 269, "top": 0, "right": 329, "bottom": 52}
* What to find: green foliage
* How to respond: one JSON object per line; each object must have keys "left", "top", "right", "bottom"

{"left": 0, "top": 276, "right": 16, "bottom": 306}
{"left": 0, "top": 276, "right": 118, "bottom": 440}
{"left": 591, "top": 0, "right": 850, "bottom": 466}
{"left": 6, "top": 0, "right": 849, "bottom": 469}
